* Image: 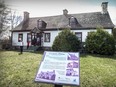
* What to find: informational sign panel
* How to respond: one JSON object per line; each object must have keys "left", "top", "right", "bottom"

{"left": 35, "top": 51, "right": 80, "bottom": 86}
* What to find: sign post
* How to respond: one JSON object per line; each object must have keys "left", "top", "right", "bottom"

{"left": 35, "top": 51, "right": 80, "bottom": 86}
{"left": 54, "top": 84, "right": 62, "bottom": 87}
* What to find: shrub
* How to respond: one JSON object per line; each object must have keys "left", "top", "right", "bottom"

{"left": 1, "top": 39, "right": 11, "bottom": 50}
{"left": 113, "top": 28, "right": 116, "bottom": 51}
{"left": 85, "top": 28, "right": 115, "bottom": 55}
{"left": 52, "top": 29, "right": 81, "bottom": 52}
{"left": 0, "top": 39, "right": 11, "bottom": 50}
{"left": 112, "top": 28, "right": 116, "bottom": 39}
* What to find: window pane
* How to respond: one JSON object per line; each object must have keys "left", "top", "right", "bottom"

{"left": 76, "top": 34, "right": 81, "bottom": 38}
{"left": 18, "top": 34, "right": 23, "bottom": 42}
{"left": 44, "top": 33, "right": 50, "bottom": 42}
{"left": 27, "top": 33, "right": 31, "bottom": 42}
{"left": 75, "top": 32, "right": 82, "bottom": 42}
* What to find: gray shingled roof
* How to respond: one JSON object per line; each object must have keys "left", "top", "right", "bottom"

{"left": 12, "top": 12, "right": 114, "bottom": 31}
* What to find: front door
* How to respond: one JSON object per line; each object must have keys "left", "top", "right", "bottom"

{"left": 36, "top": 33, "right": 41, "bottom": 46}
{"left": 31, "top": 33, "right": 41, "bottom": 46}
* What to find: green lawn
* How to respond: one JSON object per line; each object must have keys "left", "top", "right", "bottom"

{"left": 0, "top": 51, "right": 116, "bottom": 87}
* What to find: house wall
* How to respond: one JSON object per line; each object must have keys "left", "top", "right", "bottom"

{"left": 12, "top": 31, "right": 30, "bottom": 46}
{"left": 12, "top": 29, "right": 112, "bottom": 48}
{"left": 42, "top": 29, "right": 112, "bottom": 47}
{"left": 43, "top": 30, "right": 60, "bottom": 47}
{"left": 72, "top": 29, "right": 112, "bottom": 42}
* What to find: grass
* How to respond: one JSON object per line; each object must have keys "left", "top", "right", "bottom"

{"left": 0, "top": 51, "right": 116, "bottom": 87}
{"left": 80, "top": 54, "right": 116, "bottom": 87}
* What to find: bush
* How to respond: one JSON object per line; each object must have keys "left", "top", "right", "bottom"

{"left": 1, "top": 39, "right": 11, "bottom": 50}
{"left": 52, "top": 29, "right": 81, "bottom": 52}
{"left": 113, "top": 28, "right": 116, "bottom": 51}
{"left": 85, "top": 28, "right": 115, "bottom": 55}
{"left": 113, "top": 28, "right": 116, "bottom": 39}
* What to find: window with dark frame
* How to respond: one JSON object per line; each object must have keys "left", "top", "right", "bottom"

{"left": 44, "top": 33, "right": 50, "bottom": 42}
{"left": 18, "top": 33, "right": 23, "bottom": 42}
{"left": 27, "top": 33, "right": 31, "bottom": 42}
{"left": 31, "top": 33, "right": 37, "bottom": 45}
{"left": 75, "top": 32, "right": 82, "bottom": 42}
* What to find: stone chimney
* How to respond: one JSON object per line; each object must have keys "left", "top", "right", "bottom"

{"left": 23, "top": 11, "right": 29, "bottom": 21}
{"left": 22, "top": 11, "right": 29, "bottom": 30}
{"left": 63, "top": 9, "right": 68, "bottom": 16}
{"left": 101, "top": 2, "right": 108, "bottom": 14}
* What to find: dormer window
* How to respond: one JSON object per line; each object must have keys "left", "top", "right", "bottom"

{"left": 69, "top": 16, "right": 78, "bottom": 28}
{"left": 37, "top": 19, "right": 47, "bottom": 29}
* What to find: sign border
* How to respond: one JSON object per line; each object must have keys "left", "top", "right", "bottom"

{"left": 34, "top": 51, "right": 80, "bottom": 86}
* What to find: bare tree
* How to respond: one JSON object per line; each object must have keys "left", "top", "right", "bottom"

{"left": 9, "top": 9, "right": 22, "bottom": 30}
{"left": 0, "top": 0, "right": 10, "bottom": 34}
{"left": 0, "top": 0, "right": 22, "bottom": 40}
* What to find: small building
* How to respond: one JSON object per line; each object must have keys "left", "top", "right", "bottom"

{"left": 11, "top": 2, "right": 114, "bottom": 50}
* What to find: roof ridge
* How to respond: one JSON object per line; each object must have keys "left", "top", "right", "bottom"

{"left": 29, "top": 11, "right": 102, "bottom": 19}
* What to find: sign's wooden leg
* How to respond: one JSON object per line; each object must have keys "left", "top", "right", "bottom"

{"left": 54, "top": 84, "right": 63, "bottom": 87}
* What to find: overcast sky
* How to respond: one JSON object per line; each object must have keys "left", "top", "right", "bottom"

{"left": 4, "top": 0, "right": 116, "bottom": 25}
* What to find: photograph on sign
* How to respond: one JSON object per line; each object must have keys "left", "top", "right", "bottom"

{"left": 35, "top": 51, "right": 80, "bottom": 86}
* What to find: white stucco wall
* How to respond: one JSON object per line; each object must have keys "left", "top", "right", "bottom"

{"left": 43, "top": 30, "right": 60, "bottom": 47}
{"left": 12, "top": 29, "right": 112, "bottom": 47}
{"left": 43, "top": 29, "right": 112, "bottom": 47}
{"left": 72, "top": 29, "right": 112, "bottom": 42}
{"left": 12, "top": 32, "right": 30, "bottom": 46}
